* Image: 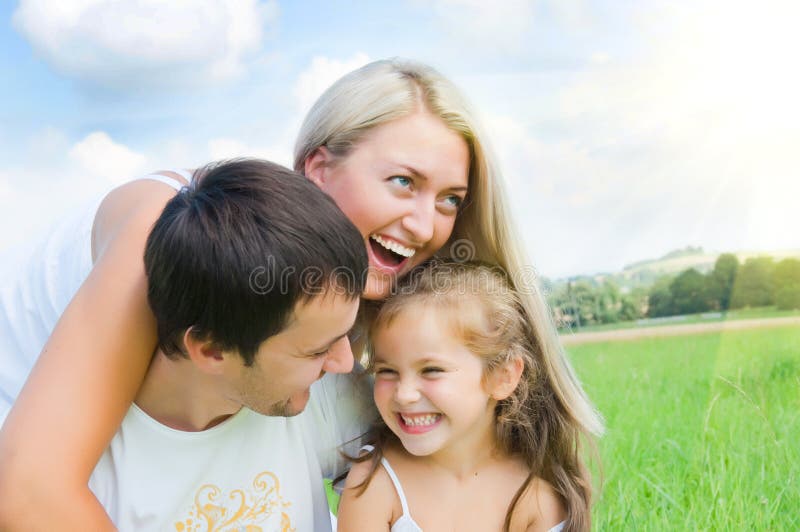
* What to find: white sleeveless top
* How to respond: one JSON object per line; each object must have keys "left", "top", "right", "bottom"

{"left": 362, "top": 446, "right": 566, "bottom": 532}
{"left": 0, "top": 170, "right": 191, "bottom": 427}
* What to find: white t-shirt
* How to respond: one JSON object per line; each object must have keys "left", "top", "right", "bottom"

{"left": 89, "top": 370, "right": 375, "bottom": 532}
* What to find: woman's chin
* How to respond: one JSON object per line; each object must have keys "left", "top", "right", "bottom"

{"left": 362, "top": 270, "right": 395, "bottom": 300}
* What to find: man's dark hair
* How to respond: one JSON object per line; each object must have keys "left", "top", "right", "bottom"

{"left": 144, "top": 158, "right": 367, "bottom": 365}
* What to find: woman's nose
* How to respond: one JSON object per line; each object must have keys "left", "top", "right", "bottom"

{"left": 401, "top": 197, "right": 435, "bottom": 244}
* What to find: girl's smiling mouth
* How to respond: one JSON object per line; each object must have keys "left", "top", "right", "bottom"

{"left": 397, "top": 412, "right": 442, "bottom": 434}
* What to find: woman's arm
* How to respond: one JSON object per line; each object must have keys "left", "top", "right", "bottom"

{"left": 0, "top": 180, "right": 180, "bottom": 529}
{"left": 337, "top": 458, "right": 396, "bottom": 531}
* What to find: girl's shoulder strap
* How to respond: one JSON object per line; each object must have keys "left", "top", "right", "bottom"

{"left": 356, "top": 446, "right": 415, "bottom": 521}
{"left": 377, "top": 455, "right": 412, "bottom": 519}
{"left": 356, "top": 446, "right": 422, "bottom": 531}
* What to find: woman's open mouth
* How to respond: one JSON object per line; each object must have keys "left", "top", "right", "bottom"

{"left": 367, "top": 234, "right": 415, "bottom": 275}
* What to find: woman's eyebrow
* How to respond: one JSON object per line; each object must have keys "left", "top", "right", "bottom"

{"left": 397, "top": 164, "right": 428, "bottom": 180}
{"left": 397, "top": 164, "right": 468, "bottom": 191}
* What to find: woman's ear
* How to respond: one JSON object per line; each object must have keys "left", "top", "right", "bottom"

{"left": 183, "top": 328, "right": 227, "bottom": 375}
{"left": 488, "top": 354, "right": 524, "bottom": 401}
{"left": 304, "top": 146, "right": 333, "bottom": 188}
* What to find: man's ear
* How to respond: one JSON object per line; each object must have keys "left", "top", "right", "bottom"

{"left": 304, "top": 146, "right": 333, "bottom": 188}
{"left": 488, "top": 354, "right": 524, "bottom": 401}
{"left": 183, "top": 328, "right": 227, "bottom": 375}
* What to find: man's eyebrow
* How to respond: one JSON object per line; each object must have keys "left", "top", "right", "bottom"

{"left": 306, "top": 332, "right": 349, "bottom": 354}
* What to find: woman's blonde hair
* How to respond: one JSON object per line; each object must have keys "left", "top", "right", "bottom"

{"left": 294, "top": 56, "right": 603, "bottom": 472}
{"left": 365, "top": 261, "right": 592, "bottom": 531}
{"left": 294, "top": 59, "right": 603, "bottom": 524}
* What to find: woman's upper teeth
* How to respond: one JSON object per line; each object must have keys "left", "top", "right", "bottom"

{"left": 370, "top": 234, "right": 416, "bottom": 258}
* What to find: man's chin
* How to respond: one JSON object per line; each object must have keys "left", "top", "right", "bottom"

{"left": 263, "top": 389, "right": 310, "bottom": 418}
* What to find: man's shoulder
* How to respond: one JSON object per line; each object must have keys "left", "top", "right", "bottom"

{"left": 303, "top": 369, "right": 377, "bottom": 479}
{"left": 311, "top": 368, "right": 373, "bottom": 412}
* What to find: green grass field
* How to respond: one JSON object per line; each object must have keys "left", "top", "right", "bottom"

{"left": 569, "top": 325, "right": 800, "bottom": 530}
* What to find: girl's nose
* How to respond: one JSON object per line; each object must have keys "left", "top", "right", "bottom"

{"left": 394, "top": 377, "right": 421, "bottom": 405}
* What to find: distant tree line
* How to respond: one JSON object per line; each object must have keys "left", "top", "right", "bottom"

{"left": 548, "top": 279, "right": 649, "bottom": 328}
{"left": 548, "top": 254, "right": 800, "bottom": 328}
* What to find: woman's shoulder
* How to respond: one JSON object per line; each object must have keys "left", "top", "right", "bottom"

{"left": 100, "top": 170, "right": 190, "bottom": 211}
{"left": 92, "top": 171, "right": 191, "bottom": 259}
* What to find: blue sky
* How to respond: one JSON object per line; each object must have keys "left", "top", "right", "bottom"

{"left": 1, "top": 0, "right": 798, "bottom": 279}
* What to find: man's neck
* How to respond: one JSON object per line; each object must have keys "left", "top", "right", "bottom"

{"left": 134, "top": 351, "right": 241, "bottom": 432}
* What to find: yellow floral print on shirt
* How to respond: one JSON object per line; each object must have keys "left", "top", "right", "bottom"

{"left": 174, "top": 471, "right": 295, "bottom": 532}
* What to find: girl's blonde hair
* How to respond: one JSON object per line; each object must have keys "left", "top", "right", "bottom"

{"left": 363, "top": 260, "right": 593, "bottom": 531}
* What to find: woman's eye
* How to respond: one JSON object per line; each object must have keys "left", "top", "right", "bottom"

{"left": 444, "top": 195, "right": 463, "bottom": 208}
{"left": 389, "top": 175, "right": 413, "bottom": 189}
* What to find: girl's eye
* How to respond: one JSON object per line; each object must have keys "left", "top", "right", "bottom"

{"left": 389, "top": 175, "right": 413, "bottom": 189}
{"left": 422, "top": 367, "right": 444, "bottom": 375}
{"left": 374, "top": 367, "right": 398, "bottom": 376}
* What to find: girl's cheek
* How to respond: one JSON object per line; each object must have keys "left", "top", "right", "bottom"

{"left": 373, "top": 379, "right": 393, "bottom": 402}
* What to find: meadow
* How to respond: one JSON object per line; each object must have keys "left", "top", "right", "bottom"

{"left": 569, "top": 325, "right": 800, "bottom": 530}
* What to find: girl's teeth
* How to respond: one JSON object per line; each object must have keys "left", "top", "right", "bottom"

{"left": 400, "top": 414, "right": 440, "bottom": 426}
{"left": 370, "top": 234, "right": 416, "bottom": 258}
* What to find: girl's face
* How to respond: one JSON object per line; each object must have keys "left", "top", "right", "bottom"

{"left": 305, "top": 111, "right": 470, "bottom": 300}
{"left": 371, "top": 306, "right": 502, "bottom": 459}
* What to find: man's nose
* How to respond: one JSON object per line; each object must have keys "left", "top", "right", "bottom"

{"left": 322, "top": 336, "right": 355, "bottom": 374}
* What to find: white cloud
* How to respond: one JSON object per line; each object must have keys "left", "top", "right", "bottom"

{"left": 429, "top": 0, "right": 535, "bottom": 52}
{"left": 0, "top": 171, "right": 10, "bottom": 203}
{"left": 202, "top": 53, "right": 372, "bottom": 170}
{"left": 208, "top": 138, "right": 291, "bottom": 168}
{"left": 589, "top": 51, "right": 610, "bottom": 65}
{"left": 1, "top": 130, "right": 152, "bottom": 253}
{"left": 561, "top": 0, "right": 800, "bottom": 199}
{"left": 293, "top": 53, "right": 371, "bottom": 117}
{"left": 69, "top": 132, "right": 147, "bottom": 183}
{"left": 480, "top": 111, "right": 643, "bottom": 276}
{"left": 12, "top": 0, "right": 279, "bottom": 87}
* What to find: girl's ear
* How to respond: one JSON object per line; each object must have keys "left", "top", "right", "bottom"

{"left": 488, "top": 354, "right": 524, "bottom": 401}
{"left": 183, "top": 328, "right": 227, "bottom": 375}
{"left": 304, "top": 146, "right": 333, "bottom": 188}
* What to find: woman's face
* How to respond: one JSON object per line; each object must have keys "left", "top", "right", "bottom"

{"left": 305, "top": 111, "right": 470, "bottom": 299}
